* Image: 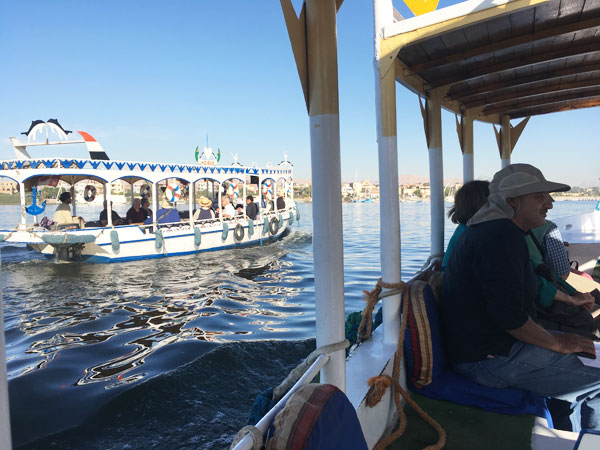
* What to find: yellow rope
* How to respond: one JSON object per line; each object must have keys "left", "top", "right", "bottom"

{"left": 360, "top": 277, "right": 447, "bottom": 450}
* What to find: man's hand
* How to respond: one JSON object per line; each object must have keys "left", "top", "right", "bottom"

{"left": 570, "top": 292, "right": 596, "bottom": 310}
{"left": 554, "top": 333, "right": 596, "bottom": 355}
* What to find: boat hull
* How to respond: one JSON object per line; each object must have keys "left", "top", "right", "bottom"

{"left": 1, "top": 210, "right": 295, "bottom": 263}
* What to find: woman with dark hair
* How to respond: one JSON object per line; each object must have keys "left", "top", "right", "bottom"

{"left": 441, "top": 180, "right": 490, "bottom": 269}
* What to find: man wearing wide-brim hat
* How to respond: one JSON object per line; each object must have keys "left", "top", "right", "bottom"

{"left": 441, "top": 163, "right": 600, "bottom": 431}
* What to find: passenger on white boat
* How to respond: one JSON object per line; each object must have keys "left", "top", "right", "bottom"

{"left": 276, "top": 192, "right": 286, "bottom": 211}
{"left": 53, "top": 192, "right": 83, "bottom": 228}
{"left": 193, "top": 196, "right": 215, "bottom": 221}
{"left": 441, "top": 163, "right": 600, "bottom": 432}
{"left": 126, "top": 198, "right": 148, "bottom": 224}
{"left": 100, "top": 201, "right": 125, "bottom": 227}
{"left": 245, "top": 195, "right": 258, "bottom": 220}
{"left": 141, "top": 197, "right": 152, "bottom": 219}
{"left": 220, "top": 195, "right": 236, "bottom": 219}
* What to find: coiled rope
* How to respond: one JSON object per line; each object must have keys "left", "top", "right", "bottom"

{"left": 359, "top": 278, "right": 446, "bottom": 450}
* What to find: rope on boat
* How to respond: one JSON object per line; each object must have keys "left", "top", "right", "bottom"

{"left": 360, "top": 277, "right": 446, "bottom": 450}
{"left": 230, "top": 425, "right": 263, "bottom": 450}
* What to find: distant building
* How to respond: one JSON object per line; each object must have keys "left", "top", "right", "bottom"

{"left": 0, "top": 180, "right": 17, "bottom": 194}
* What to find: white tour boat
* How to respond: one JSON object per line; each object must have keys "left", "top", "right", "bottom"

{"left": 0, "top": 120, "right": 297, "bottom": 263}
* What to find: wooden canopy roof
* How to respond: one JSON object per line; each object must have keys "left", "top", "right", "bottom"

{"left": 386, "top": 0, "right": 600, "bottom": 124}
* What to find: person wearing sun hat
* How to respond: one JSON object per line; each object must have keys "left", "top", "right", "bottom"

{"left": 440, "top": 163, "right": 600, "bottom": 432}
{"left": 193, "top": 196, "right": 215, "bottom": 221}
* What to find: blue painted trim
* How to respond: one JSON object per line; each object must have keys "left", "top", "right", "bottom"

{"left": 85, "top": 233, "right": 284, "bottom": 263}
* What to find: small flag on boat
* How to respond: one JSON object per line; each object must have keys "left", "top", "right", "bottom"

{"left": 403, "top": 0, "right": 439, "bottom": 16}
{"left": 195, "top": 146, "right": 199, "bottom": 162}
{"left": 217, "top": 148, "right": 221, "bottom": 162}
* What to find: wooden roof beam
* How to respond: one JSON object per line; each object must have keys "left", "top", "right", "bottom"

{"left": 406, "top": 16, "right": 600, "bottom": 75}
{"left": 507, "top": 96, "right": 600, "bottom": 118}
{"left": 482, "top": 88, "right": 600, "bottom": 115}
{"left": 427, "top": 41, "right": 600, "bottom": 89}
{"left": 461, "top": 77, "right": 600, "bottom": 108}
{"left": 449, "top": 64, "right": 600, "bottom": 101}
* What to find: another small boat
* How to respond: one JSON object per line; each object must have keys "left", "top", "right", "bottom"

{"left": 0, "top": 120, "right": 297, "bottom": 263}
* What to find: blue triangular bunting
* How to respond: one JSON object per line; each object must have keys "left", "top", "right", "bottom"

{"left": 139, "top": 163, "right": 147, "bottom": 171}
{"left": 75, "top": 160, "right": 87, "bottom": 169}
{"left": 43, "top": 160, "right": 55, "bottom": 168}
{"left": 127, "top": 163, "right": 136, "bottom": 170}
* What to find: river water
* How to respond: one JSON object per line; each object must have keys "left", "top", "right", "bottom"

{"left": 1, "top": 200, "right": 595, "bottom": 449}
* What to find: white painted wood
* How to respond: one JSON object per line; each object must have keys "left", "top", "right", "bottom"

{"left": 427, "top": 94, "right": 445, "bottom": 257}
{"left": 310, "top": 113, "right": 346, "bottom": 389}
{"left": 463, "top": 153, "right": 474, "bottom": 182}
{"left": 383, "top": 0, "right": 532, "bottom": 38}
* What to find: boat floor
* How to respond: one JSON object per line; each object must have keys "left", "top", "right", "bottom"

{"left": 386, "top": 393, "right": 567, "bottom": 450}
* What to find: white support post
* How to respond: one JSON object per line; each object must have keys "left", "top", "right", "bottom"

{"left": 218, "top": 186, "right": 222, "bottom": 223}
{"left": 188, "top": 182, "right": 194, "bottom": 227}
{"left": 243, "top": 180, "right": 247, "bottom": 217}
{"left": 70, "top": 183, "right": 77, "bottom": 218}
{"left": 19, "top": 183, "right": 26, "bottom": 226}
{"left": 151, "top": 183, "right": 158, "bottom": 228}
{"left": 130, "top": 182, "right": 135, "bottom": 208}
{"left": 0, "top": 253, "right": 13, "bottom": 450}
{"left": 258, "top": 177, "right": 263, "bottom": 216}
{"left": 427, "top": 90, "right": 445, "bottom": 257}
{"left": 306, "top": 0, "right": 345, "bottom": 390}
{"left": 461, "top": 111, "right": 475, "bottom": 182}
{"left": 500, "top": 115, "right": 511, "bottom": 168}
{"left": 374, "top": 0, "right": 401, "bottom": 346}
{"left": 274, "top": 182, "right": 278, "bottom": 211}
{"left": 106, "top": 183, "right": 113, "bottom": 227}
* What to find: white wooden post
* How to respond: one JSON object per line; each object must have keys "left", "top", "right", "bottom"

{"left": 427, "top": 90, "right": 445, "bottom": 257}
{"left": 374, "top": 0, "right": 402, "bottom": 345}
{"left": 306, "top": 0, "right": 345, "bottom": 389}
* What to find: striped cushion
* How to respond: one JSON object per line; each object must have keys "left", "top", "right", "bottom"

{"left": 404, "top": 279, "right": 445, "bottom": 388}
{"left": 266, "top": 384, "right": 367, "bottom": 450}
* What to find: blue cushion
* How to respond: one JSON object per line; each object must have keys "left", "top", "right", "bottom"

{"left": 404, "top": 275, "right": 552, "bottom": 425}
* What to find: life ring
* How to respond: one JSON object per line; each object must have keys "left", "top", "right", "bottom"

{"left": 234, "top": 223, "right": 244, "bottom": 242}
{"left": 165, "top": 184, "right": 181, "bottom": 203}
{"left": 140, "top": 184, "right": 151, "bottom": 198}
{"left": 84, "top": 185, "right": 97, "bottom": 202}
{"left": 269, "top": 217, "right": 280, "bottom": 236}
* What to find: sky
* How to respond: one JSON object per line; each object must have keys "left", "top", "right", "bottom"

{"left": 0, "top": 1, "right": 598, "bottom": 187}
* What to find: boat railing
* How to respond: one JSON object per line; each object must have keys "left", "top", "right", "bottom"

{"left": 231, "top": 353, "right": 330, "bottom": 450}
{"left": 230, "top": 256, "right": 439, "bottom": 449}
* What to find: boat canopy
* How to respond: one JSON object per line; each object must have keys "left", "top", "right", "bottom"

{"left": 382, "top": 0, "right": 600, "bottom": 123}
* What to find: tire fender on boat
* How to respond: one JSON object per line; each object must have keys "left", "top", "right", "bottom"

{"left": 222, "top": 222, "right": 229, "bottom": 241}
{"left": 296, "top": 207, "right": 300, "bottom": 221}
{"left": 248, "top": 219, "right": 254, "bottom": 236}
{"left": 234, "top": 223, "right": 244, "bottom": 242}
{"left": 110, "top": 229, "right": 120, "bottom": 252}
{"left": 194, "top": 227, "right": 201, "bottom": 246}
{"left": 84, "top": 185, "right": 97, "bottom": 202}
{"left": 269, "top": 217, "right": 280, "bottom": 236}
{"left": 288, "top": 210, "right": 294, "bottom": 225}
{"left": 155, "top": 229, "right": 163, "bottom": 249}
